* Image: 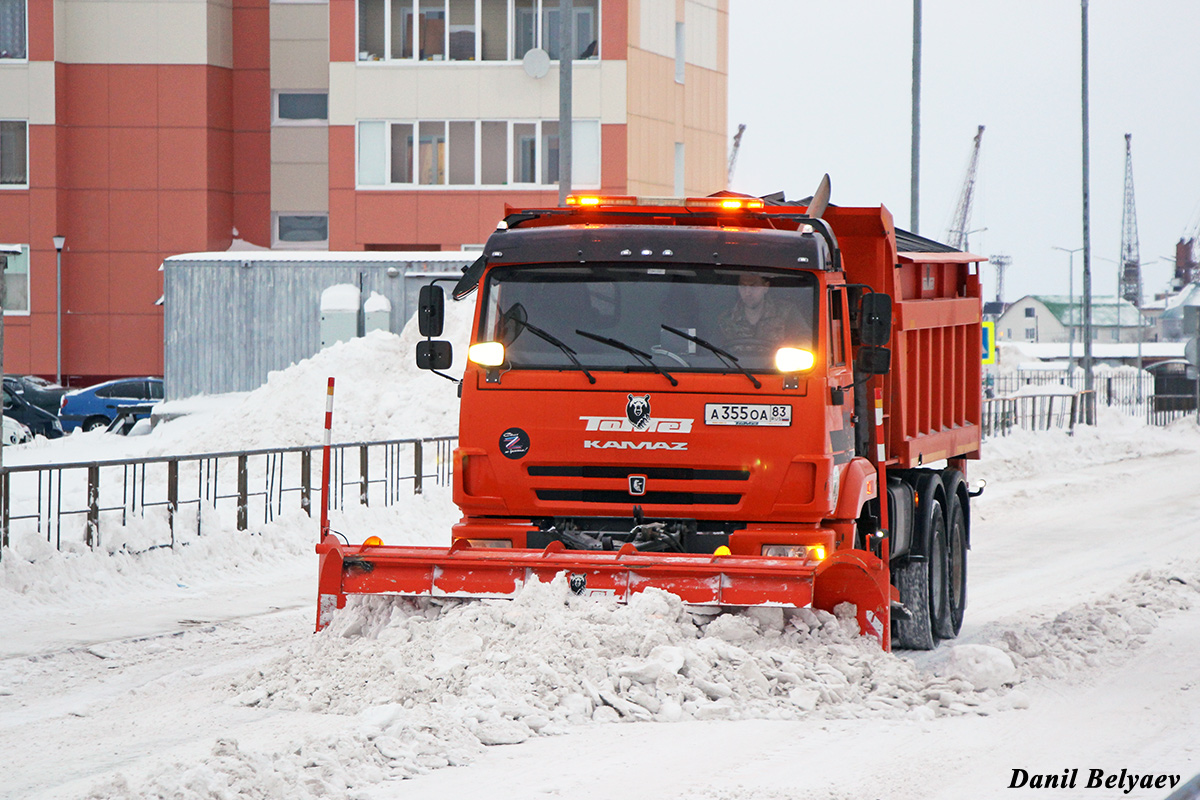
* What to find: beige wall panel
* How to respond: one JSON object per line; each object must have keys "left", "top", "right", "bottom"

{"left": 272, "top": 162, "right": 330, "bottom": 211}
{"left": 682, "top": 126, "right": 723, "bottom": 194}
{"left": 683, "top": 0, "right": 716, "bottom": 69}
{"left": 626, "top": 114, "right": 675, "bottom": 195}
{"left": 271, "top": 3, "right": 329, "bottom": 40}
{"left": 330, "top": 63, "right": 623, "bottom": 124}
{"left": 207, "top": 0, "right": 234, "bottom": 69}
{"left": 272, "top": 126, "right": 330, "bottom": 164}
{"left": 683, "top": 66, "right": 724, "bottom": 134}
{"left": 0, "top": 62, "right": 56, "bottom": 124}
{"left": 59, "top": 0, "right": 225, "bottom": 65}
{"left": 638, "top": 0, "right": 675, "bottom": 57}
{"left": 626, "top": 49, "right": 676, "bottom": 123}
{"left": 272, "top": 40, "right": 330, "bottom": 88}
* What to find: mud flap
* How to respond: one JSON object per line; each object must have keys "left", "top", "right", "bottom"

{"left": 812, "top": 550, "right": 892, "bottom": 650}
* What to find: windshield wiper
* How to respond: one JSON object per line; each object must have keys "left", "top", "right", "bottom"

{"left": 661, "top": 325, "right": 761, "bottom": 389}
{"left": 575, "top": 329, "right": 678, "bottom": 386}
{"left": 513, "top": 319, "right": 596, "bottom": 384}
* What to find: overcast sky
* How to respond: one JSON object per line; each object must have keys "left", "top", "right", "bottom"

{"left": 727, "top": 1, "right": 1200, "bottom": 305}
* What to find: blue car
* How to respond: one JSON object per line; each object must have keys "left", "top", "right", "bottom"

{"left": 59, "top": 377, "right": 165, "bottom": 433}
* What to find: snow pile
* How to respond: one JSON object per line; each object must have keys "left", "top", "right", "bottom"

{"left": 141, "top": 295, "right": 475, "bottom": 455}
{"left": 992, "top": 563, "right": 1199, "bottom": 681}
{"left": 976, "top": 408, "right": 1200, "bottom": 485}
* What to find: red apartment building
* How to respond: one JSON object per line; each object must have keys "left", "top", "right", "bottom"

{"left": 0, "top": 0, "right": 728, "bottom": 386}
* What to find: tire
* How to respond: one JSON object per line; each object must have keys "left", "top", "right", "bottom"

{"left": 936, "top": 494, "right": 968, "bottom": 639}
{"left": 926, "top": 499, "right": 950, "bottom": 639}
{"left": 893, "top": 496, "right": 948, "bottom": 651}
{"left": 892, "top": 555, "right": 935, "bottom": 650}
{"left": 83, "top": 416, "right": 109, "bottom": 432}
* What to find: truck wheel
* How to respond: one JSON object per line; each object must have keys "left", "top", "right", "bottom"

{"left": 891, "top": 556, "right": 935, "bottom": 650}
{"left": 936, "top": 494, "right": 968, "bottom": 639}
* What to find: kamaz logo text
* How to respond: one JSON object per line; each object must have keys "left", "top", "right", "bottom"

{"left": 584, "top": 440, "right": 688, "bottom": 450}
{"left": 580, "top": 416, "right": 694, "bottom": 433}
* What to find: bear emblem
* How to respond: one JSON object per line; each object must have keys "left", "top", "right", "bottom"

{"left": 626, "top": 394, "right": 651, "bottom": 430}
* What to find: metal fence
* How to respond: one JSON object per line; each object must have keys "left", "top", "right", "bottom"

{"left": 0, "top": 436, "right": 455, "bottom": 560}
{"left": 982, "top": 391, "right": 1090, "bottom": 438}
{"left": 987, "top": 370, "right": 1197, "bottom": 428}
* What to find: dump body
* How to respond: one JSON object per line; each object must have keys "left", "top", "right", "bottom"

{"left": 820, "top": 205, "right": 983, "bottom": 469}
{"left": 318, "top": 195, "right": 984, "bottom": 651}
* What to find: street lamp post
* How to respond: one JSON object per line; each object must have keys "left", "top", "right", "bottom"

{"left": 53, "top": 236, "right": 65, "bottom": 386}
{"left": 1053, "top": 246, "right": 1084, "bottom": 375}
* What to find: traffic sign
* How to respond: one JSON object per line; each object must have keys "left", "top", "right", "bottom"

{"left": 982, "top": 321, "right": 996, "bottom": 365}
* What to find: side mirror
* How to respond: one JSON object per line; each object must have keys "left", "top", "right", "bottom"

{"left": 416, "top": 340, "right": 453, "bottom": 371}
{"left": 452, "top": 254, "right": 488, "bottom": 300}
{"left": 418, "top": 285, "right": 445, "bottom": 337}
{"left": 857, "top": 345, "right": 891, "bottom": 375}
{"left": 860, "top": 293, "right": 892, "bottom": 346}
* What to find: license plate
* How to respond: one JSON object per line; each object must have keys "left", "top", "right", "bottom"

{"left": 704, "top": 403, "right": 792, "bottom": 426}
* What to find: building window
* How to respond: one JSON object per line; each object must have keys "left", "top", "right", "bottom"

{"left": 1024, "top": 328, "right": 1035, "bottom": 340}
{"left": 0, "top": 120, "right": 28, "bottom": 187}
{"left": 357, "top": 0, "right": 598, "bottom": 63}
{"left": 275, "top": 92, "right": 329, "bottom": 124}
{"left": 1024, "top": 307, "right": 1035, "bottom": 317}
{"left": 674, "top": 21, "right": 685, "bottom": 82}
{"left": 358, "top": 118, "right": 600, "bottom": 188}
{"left": 1, "top": 244, "right": 29, "bottom": 314}
{"left": 0, "top": 0, "right": 26, "bottom": 59}
{"left": 274, "top": 214, "right": 330, "bottom": 247}
{"left": 673, "top": 142, "right": 684, "bottom": 196}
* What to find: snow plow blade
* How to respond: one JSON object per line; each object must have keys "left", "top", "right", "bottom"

{"left": 316, "top": 534, "right": 891, "bottom": 649}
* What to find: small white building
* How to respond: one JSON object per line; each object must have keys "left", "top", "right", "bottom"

{"left": 997, "top": 295, "right": 1148, "bottom": 344}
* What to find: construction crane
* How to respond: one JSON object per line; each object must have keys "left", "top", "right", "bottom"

{"left": 727, "top": 124, "right": 746, "bottom": 186}
{"left": 944, "top": 125, "right": 985, "bottom": 250}
{"left": 1118, "top": 132, "right": 1143, "bottom": 307}
{"left": 1174, "top": 202, "right": 1200, "bottom": 291}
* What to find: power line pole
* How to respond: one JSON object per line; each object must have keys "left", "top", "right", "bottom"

{"left": 1080, "top": 0, "right": 1094, "bottom": 424}
{"left": 910, "top": 0, "right": 922, "bottom": 234}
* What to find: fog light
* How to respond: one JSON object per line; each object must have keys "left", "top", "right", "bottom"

{"left": 468, "top": 341, "right": 505, "bottom": 367}
{"left": 775, "top": 347, "right": 815, "bottom": 372}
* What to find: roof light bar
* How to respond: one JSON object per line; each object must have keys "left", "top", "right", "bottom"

{"left": 565, "top": 195, "right": 765, "bottom": 211}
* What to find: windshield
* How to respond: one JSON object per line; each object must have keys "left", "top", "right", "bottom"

{"left": 479, "top": 264, "right": 818, "bottom": 373}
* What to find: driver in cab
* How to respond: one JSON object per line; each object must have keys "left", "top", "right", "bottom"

{"left": 717, "top": 274, "right": 804, "bottom": 356}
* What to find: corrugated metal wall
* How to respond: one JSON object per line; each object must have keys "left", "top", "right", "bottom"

{"left": 164, "top": 256, "right": 471, "bottom": 398}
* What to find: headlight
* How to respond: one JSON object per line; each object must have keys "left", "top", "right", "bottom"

{"left": 761, "top": 544, "right": 826, "bottom": 561}
{"left": 775, "top": 347, "right": 815, "bottom": 372}
{"left": 463, "top": 538, "right": 512, "bottom": 548}
{"left": 468, "top": 341, "right": 505, "bottom": 367}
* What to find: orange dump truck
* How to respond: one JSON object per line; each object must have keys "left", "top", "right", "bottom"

{"left": 316, "top": 189, "right": 984, "bottom": 650}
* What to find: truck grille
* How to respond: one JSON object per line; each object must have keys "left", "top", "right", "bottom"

{"left": 534, "top": 489, "right": 740, "bottom": 505}
{"left": 528, "top": 464, "right": 748, "bottom": 506}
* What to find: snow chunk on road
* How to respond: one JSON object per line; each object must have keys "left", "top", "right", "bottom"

{"left": 942, "top": 645, "right": 1016, "bottom": 690}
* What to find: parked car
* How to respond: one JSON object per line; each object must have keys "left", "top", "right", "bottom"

{"left": 2, "top": 382, "right": 64, "bottom": 439}
{"left": 3, "top": 415, "right": 32, "bottom": 445}
{"left": 59, "top": 377, "right": 165, "bottom": 433}
{"left": 3, "top": 375, "right": 68, "bottom": 416}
